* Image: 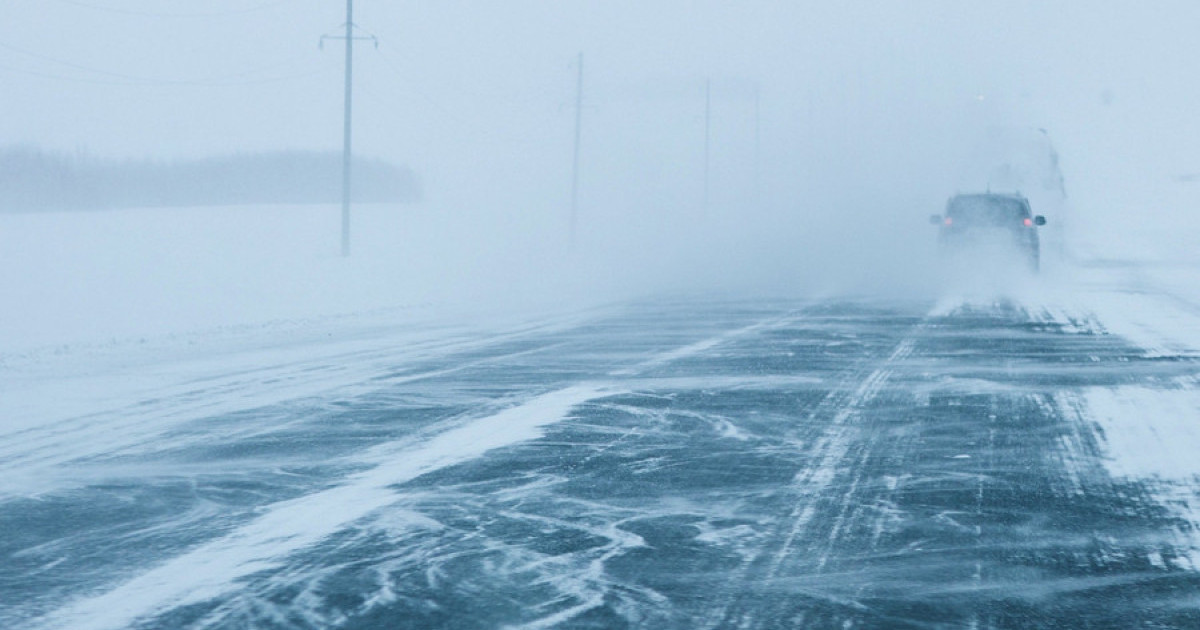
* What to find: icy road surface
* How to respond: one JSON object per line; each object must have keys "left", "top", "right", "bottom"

{"left": 4, "top": 268, "right": 1200, "bottom": 629}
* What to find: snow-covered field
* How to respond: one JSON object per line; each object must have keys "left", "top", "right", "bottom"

{"left": 0, "top": 202, "right": 585, "bottom": 354}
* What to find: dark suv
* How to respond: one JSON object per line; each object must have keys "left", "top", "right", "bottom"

{"left": 930, "top": 193, "right": 1046, "bottom": 272}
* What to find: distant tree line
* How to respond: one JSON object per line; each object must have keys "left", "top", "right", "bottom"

{"left": 0, "top": 146, "right": 420, "bottom": 212}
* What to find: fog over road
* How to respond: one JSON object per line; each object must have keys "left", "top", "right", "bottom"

{"left": 7, "top": 2, "right": 1200, "bottom": 628}
{"left": 4, "top": 266, "right": 1200, "bottom": 629}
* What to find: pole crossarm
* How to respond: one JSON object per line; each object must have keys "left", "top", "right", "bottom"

{"left": 319, "top": 34, "right": 379, "bottom": 48}
{"left": 318, "top": 25, "right": 379, "bottom": 49}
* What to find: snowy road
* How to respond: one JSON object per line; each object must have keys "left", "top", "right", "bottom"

{"left": 4, "top": 267, "right": 1200, "bottom": 629}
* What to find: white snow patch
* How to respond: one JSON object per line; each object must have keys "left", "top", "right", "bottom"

{"left": 1077, "top": 385, "right": 1200, "bottom": 568}
{"left": 1083, "top": 386, "right": 1200, "bottom": 481}
{"left": 1069, "top": 263, "right": 1200, "bottom": 357}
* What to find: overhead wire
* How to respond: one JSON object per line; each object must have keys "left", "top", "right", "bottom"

{"left": 0, "top": 59, "right": 149, "bottom": 85}
{"left": 0, "top": 38, "right": 158, "bottom": 84}
{"left": 0, "top": 38, "right": 333, "bottom": 87}
{"left": 46, "top": 0, "right": 298, "bottom": 19}
{"left": 353, "top": 47, "right": 573, "bottom": 157}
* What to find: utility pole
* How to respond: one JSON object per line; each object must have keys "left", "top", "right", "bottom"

{"left": 569, "top": 52, "right": 584, "bottom": 247}
{"left": 704, "top": 78, "right": 711, "bottom": 214}
{"left": 340, "top": 0, "right": 353, "bottom": 257}
{"left": 753, "top": 83, "right": 761, "bottom": 205}
{"left": 321, "top": 0, "right": 376, "bottom": 257}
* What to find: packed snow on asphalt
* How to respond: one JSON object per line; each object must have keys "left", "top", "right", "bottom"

{"left": 2, "top": 201, "right": 1200, "bottom": 630}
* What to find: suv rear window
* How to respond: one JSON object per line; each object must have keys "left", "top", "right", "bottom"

{"left": 946, "top": 196, "right": 1030, "bottom": 227}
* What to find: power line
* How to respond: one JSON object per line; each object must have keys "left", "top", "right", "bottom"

{"left": 0, "top": 59, "right": 149, "bottom": 85}
{"left": 47, "top": 0, "right": 297, "bottom": 19}
{"left": 0, "top": 39, "right": 158, "bottom": 83}
{"left": 0, "top": 38, "right": 331, "bottom": 87}
{"left": 0, "top": 59, "right": 331, "bottom": 87}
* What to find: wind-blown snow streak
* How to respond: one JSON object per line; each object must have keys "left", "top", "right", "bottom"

{"left": 766, "top": 336, "right": 916, "bottom": 579}
{"left": 0, "top": 311, "right": 599, "bottom": 497}
{"left": 35, "top": 385, "right": 614, "bottom": 630}
{"left": 611, "top": 312, "right": 800, "bottom": 376}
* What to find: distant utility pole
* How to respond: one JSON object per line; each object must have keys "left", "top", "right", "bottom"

{"left": 339, "top": 0, "right": 353, "bottom": 257}
{"left": 570, "top": 52, "right": 584, "bottom": 247}
{"left": 321, "top": 0, "right": 376, "bottom": 257}
{"left": 753, "top": 83, "right": 761, "bottom": 204}
{"left": 340, "top": 0, "right": 354, "bottom": 257}
{"left": 704, "top": 78, "right": 711, "bottom": 214}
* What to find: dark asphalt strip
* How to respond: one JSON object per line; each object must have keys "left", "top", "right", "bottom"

{"left": 7, "top": 299, "right": 1200, "bottom": 629}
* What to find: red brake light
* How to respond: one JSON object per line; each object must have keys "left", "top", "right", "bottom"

{"left": 944, "top": 217, "right": 953, "bottom": 226}
{"left": 1023, "top": 218, "right": 1033, "bottom": 227}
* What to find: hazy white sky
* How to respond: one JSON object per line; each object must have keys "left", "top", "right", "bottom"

{"left": 3, "top": 1, "right": 1199, "bottom": 229}
{"left": 3, "top": 1, "right": 1200, "bottom": 342}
